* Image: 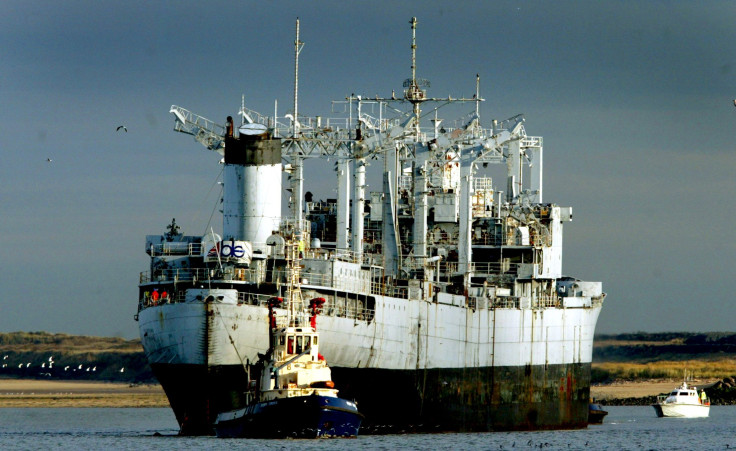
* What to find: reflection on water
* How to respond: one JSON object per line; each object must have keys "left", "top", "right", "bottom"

{"left": 0, "top": 406, "right": 734, "bottom": 450}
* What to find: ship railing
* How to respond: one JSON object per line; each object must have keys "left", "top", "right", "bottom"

{"left": 466, "top": 262, "right": 520, "bottom": 275}
{"left": 522, "top": 136, "right": 543, "bottom": 148}
{"left": 398, "top": 174, "right": 412, "bottom": 191}
{"left": 474, "top": 177, "right": 493, "bottom": 191}
{"left": 239, "top": 106, "right": 271, "bottom": 127}
{"left": 490, "top": 297, "right": 520, "bottom": 309}
{"left": 140, "top": 267, "right": 244, "bottom": 284}
{"left": 278, "top": 218, "right": 311, "bottom": 238}
{"left": 303, "top": 247, "right": 379, "bottom": 266}
{"left": 170, "top": 105, "right": 226, "bottom": 136}
{"left": 139, "top": 289, "right": 186, "bottom": 308}
{"left": 272, "top": 117, "right": 353, "bottom": 139}
{"left": 366, "top": 282, "right": 408, "bottom": 299}
{"left": 591, "top": 294, "right": 606, "bottom": 306}
{"left": 237, "top": 291, "right": 377, "bottom": 323}
{"left": 536, "top": 296, "right": 560, "bottom": 308}
{"left": 470, "top": 234, "right": 505, "bottom": 246}
{"left": 322, "top": 304, "right": 376, "bottom": 322}
{"left": 147, "top": 243, "right": 204, "bottom": 257}
{"left": 237, "top": 292, "right": 283, "bottom": 307}
{"left": 298, "top": 271, "right": 332, "bottom": 287}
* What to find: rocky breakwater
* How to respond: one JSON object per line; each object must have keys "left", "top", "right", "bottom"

{"left": 703, "top": 376, "right": 736, "bottom": 405}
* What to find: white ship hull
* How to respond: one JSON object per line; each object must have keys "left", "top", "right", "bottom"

{"left": 139, "top": 295, "right": 602, "bottom": 370}
{"left": 653, "top": 403, "right": 709, "bottom": 418}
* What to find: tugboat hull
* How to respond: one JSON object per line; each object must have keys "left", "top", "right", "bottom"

{"left": 214, "top": 395, "right": 362, "bottom": 438}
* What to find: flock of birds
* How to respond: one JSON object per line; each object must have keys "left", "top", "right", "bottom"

{"left": 1, "top": 355, "right": 124, "bottom": 373}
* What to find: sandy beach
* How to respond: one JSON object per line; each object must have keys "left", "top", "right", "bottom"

{"left": 0, "top": 379, "right": 168, "bottom": 408}
{"left": 591, "top": 379, "right": 717, "bottom": 401}
{"left": 0, "top": 378, "right": 718, "bottom": 407}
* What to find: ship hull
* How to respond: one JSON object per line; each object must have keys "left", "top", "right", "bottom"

{"left": 214, "top": 395, "right": 362, "bottom": 438}
{"left": 152, "top": 360, "right": 591, "bottom": 434}
{"left": 139, "top": 296, "right": 601, "bottom": 434}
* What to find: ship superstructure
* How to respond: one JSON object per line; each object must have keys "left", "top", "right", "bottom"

{"left": 137, "top": 17, "right": 605, "bottom": 434}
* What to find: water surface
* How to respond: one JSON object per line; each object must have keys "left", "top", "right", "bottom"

{"left": 0, "top": 406, "right": 733, "bottom": 449}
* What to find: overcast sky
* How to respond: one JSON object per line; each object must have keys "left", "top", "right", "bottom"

{"left": 2, "top": 1, "right": 735, "bottom": 338}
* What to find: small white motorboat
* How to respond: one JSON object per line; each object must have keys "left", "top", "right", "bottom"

{"left": 652, "top": 382, "right": 710, "bottom": 418}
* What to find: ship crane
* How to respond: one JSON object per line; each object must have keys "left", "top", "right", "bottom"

{"left": 169, "top": 105, "right": 227, "bottom": 154}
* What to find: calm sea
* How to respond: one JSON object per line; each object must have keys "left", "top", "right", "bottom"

{"left": 0, "top": 406, "right": 733, "bottom": 450}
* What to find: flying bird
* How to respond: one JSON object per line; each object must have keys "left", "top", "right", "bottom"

{"left": 117, "top": 125, "right": 128, "bottom": 132}
{"left": 733, "top": 99, "right": 736, "bottom": 108}
{"left": 46, "top": 158, "right": 52, "bottom": 163}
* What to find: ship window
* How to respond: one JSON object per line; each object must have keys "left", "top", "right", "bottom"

{"left": 296, "top": 336, "right": 303, "bottom": 354}
{"left": 279, "top": 336, "right": 285, "bottom": 345}
{"left": 679, "top": 392, "right": 688, "bottom": 396}
{"left": 287, "top": 336, "right": 294, "bottom": 354}
{"left": 670, "top": 392, "right": 677, "bottom": 396}
{"left": 313, "top": 336, "right": 318, "bottom": 346}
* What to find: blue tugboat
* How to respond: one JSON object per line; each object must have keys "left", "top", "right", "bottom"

{"left": 214, "top": 239, "right": 362, "bottom": 438}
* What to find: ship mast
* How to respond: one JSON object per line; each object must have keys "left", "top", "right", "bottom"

{"left": 293, "top": 18, "right": 304, "bottom": 136}
{"left": 405, "top": 17, "right": 425, "bottom": 136}
{"left": 291, "top": 18, "right": 306, "bottom": 230}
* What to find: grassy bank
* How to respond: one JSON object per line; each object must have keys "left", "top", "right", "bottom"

{"left": 592, "top": 332, "right": 736, "bottom": 383}
{"left": 0, "top": 332, "right": 153, "bottom": 383}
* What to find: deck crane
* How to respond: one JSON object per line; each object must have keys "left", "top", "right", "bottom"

{"left": 169, "top": 105, "right": 227, "bottom": 154}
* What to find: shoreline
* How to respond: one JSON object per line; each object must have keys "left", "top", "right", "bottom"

{"left": 591, "top": 379, "right": 717, "bottom": 402}
{"left": 0, "top": 378, "right": 720, "bottom": 408}
{"left": 0, "top": 379, "right": 169, "bottom": 408}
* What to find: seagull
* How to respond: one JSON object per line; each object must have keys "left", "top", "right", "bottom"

{"left": 47, "top": 158, "right": 53, "bottom": 163}
{"left": 119, "top": 367, "right": 125, "bottom": 373}
{"left": 733, "top": 99, "right": 736, "bottom": 108}
{"left": 117, "top": 125, "right": 128, "bottom": 132}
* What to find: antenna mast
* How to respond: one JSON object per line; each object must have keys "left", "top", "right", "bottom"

{"left": 475, "top": 74, "right": 480, "bottom": 119}
{"left": 406, "top": 17, "right": 424, "bottom": 136}
{"left": 293, "top": 18, "right": 304, "bottom": 136}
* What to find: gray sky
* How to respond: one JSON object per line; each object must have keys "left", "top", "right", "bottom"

{"left": 2, "top": 1, "right": 735, "bottom": 338}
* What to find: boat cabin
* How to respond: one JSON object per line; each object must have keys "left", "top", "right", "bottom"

{"left": 258, "top": 324, "right": 336, "bottom": 402}
{"left": 659, "top": 382, "right": 708, "bottom": 406}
